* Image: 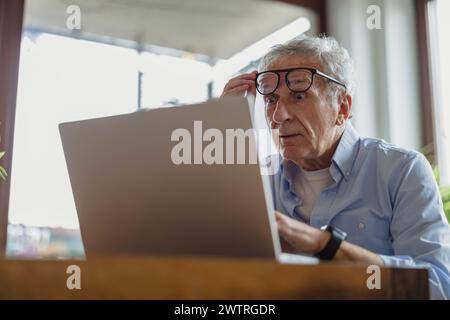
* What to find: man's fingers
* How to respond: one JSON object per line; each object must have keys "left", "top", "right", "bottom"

{"left": 279, "top": 237, "right": 296, "bottom": 253}
{"left": 222, "top": 84, "right": 249, "bottom": 97}
{"left": 275, "top": 211, "right": 283, "bottom": 219}
{"left": 275, "top": 211, "right": 290, "bottom": 225}
{"left": 221, "top": 72, "right": 257, "bottom": 98}
{"left": 233, "top": 71, "right": 257, "bottom": 81}
{"left": 278, "top": 221, "right": 292, "bottom": 238}
{"left": 275, "top": 211, "right": 309, "bottom": 232}
{"left": 275, "top": 212, "right": 299, "bottom": 242}
{"left": 275, "top": 214, "right": 292, "bottom": 238}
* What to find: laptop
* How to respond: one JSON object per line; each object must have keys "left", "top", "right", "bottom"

{"left": 59, "top": 96, "right": 318, "bottom": 264}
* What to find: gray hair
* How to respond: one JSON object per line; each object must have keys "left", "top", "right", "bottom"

{"left": 258, "top": 35, "right": 356, "bottom": 97}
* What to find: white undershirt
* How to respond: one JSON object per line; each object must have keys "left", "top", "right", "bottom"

{"left": 293, "top": 167, "right": 334, "bottom": 222}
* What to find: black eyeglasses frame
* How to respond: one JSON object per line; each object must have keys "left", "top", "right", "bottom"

{"left": 255, "top": 67, "right": 347, "bottom": 96}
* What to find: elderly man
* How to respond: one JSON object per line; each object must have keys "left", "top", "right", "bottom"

{"left": 221, "top": 35, "right": 450, "bottom": 299}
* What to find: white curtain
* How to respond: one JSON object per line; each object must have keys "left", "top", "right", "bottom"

{"left": 327, "top": 0, "right": 422, "bottom": 151}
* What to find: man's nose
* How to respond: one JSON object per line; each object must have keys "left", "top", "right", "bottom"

{"left": 272, "top": 83, "right": 292, "bottom": 124}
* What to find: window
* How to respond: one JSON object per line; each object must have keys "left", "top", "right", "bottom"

{"left": 7, "top": 31, "right": 212, "bottom": 258}
{"left": 428, "top": 0, "right": 450, "bottom": 186}
{"left": 7, "top": 0, "right": 314, "bottom": 258}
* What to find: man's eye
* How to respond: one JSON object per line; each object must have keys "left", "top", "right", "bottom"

{"left": 294, "top": 92, "right": 305, "bottom": 101}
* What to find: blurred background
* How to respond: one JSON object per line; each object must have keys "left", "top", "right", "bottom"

{"left": 2, "top": 0, "right": 449, "bottom": 259}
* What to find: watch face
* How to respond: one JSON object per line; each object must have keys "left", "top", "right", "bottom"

{"left": 335, "top": 228, "right": 347, "bottom": 238}
{"left": 321, "top": 225, "right": 347, "bottom": 239}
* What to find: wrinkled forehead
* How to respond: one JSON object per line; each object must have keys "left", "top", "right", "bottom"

{"left": 262, "top": 54, "right": 322, "bottom": 73}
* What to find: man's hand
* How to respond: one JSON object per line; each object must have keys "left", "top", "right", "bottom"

{"left": 220, "top": 71, "right": 257, "bottom": 98}
{"left": 275, "top": 211, "right": 384, "bottom": 265}
{"left": 275, "top": 211, "right": 330, "bottom": 255}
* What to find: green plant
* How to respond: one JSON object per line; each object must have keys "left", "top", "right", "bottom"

{"left": 440, "top": 186, "right": 450, "bottom": 223}
{"left": 433, "top": 166, "right": 450, "bottom": 223}
{"left": 421, "top": 144, "right": 450, "bottom": 222}
{"left": 0, "top": 151, "right": 7, "bottom": 180}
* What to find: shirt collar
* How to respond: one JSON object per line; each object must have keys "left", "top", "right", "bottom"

{"left": 330, "top": 122, "right": 361, "bottom": 182}
{"left": 281, "top": 123, "right": 360, "bottom": 185}
{"left": 281, "top": 158, "right": 299, "bottom": 194}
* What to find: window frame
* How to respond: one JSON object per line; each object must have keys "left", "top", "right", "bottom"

{"left": 0, "top": 0, "right": 25, "bottom": 257}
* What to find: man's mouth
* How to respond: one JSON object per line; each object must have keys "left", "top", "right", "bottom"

{"left": 279, "top": 133, "right": 301, "bottom": 138}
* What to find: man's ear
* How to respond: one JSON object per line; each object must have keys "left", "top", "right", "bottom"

{"left": 336, "top": 93, "right": 352, "bottom": 125}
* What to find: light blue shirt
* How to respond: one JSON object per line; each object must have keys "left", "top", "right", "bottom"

{"left": 269, "top": 123, "right": 450, "bottom": 299}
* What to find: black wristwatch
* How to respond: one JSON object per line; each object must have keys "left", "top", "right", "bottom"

{"left": 314, "top": 225, "right": 347, "bottom": 260}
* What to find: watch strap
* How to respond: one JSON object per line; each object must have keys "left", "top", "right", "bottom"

{"left": 314, "top": 225, "right": 346, "bottom": 260}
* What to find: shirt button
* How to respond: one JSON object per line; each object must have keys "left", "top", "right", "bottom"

{"left": 358, "top": 222, "right": 365, "bottom": 230}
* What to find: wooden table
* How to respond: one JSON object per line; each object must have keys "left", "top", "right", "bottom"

{"left": 0, "top": 255, "right": 429, "bottom": 299}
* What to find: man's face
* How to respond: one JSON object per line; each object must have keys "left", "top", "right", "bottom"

{"left": 263, "top": 55, "right": 343, "bottom": 168}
